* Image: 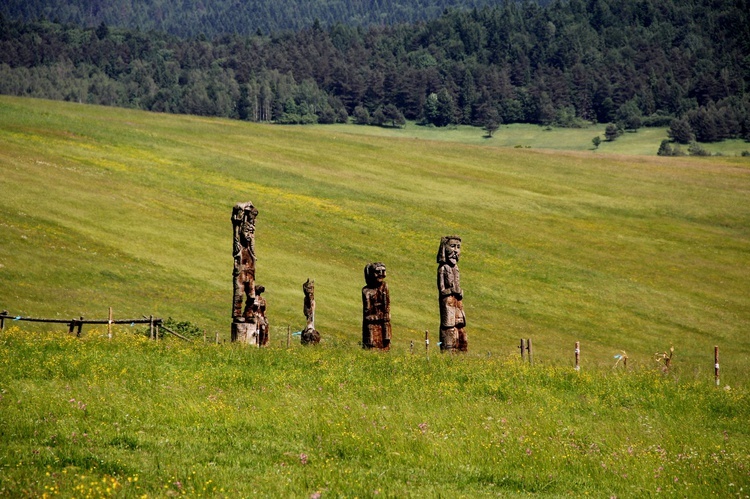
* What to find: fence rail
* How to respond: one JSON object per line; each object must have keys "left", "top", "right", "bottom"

{"left": 0, "top": 310, "right": 170, "bottom": 339}
{"left": 0, "top": 312, "right": 726, "bottom": 379}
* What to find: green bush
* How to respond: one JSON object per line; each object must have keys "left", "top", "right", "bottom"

{"left": 161, "top": 317, "right": 204, "bottom": 339}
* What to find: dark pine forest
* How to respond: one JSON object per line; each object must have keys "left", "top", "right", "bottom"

{"left": 1, "top": 0, "right": 749, "bottom": 142}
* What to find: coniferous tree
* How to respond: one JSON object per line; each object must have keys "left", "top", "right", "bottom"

{"left": 604, "top": 123, "right": 621, "bottom": 142}
{"left": 668, "top": 118, "right": 694, "bottom": 144}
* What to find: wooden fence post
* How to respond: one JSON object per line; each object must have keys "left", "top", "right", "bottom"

{"left": 287, "top": 325, "right": 291, "bottom": 349}
{"left": 203, "top": 329, "right": 206, "bottom": 343}
{"left": 108, "top": 307, "right": 113, "bottom": 339}
{"left": 215, "top": 332, "right": 219, "bottom": 345}
{"left": 410, "top": 340, "right": 414, "bottom": 355}
{"left": 714, "top": 345, "right": 720, "bottom": 386}
{"left": 425, "top": 330, "right": 430, "bottom": 357}
{"left": 149, "top": 315, "right": 154, "bottom": 340}
{"left": 77, "top": 316, "right": 83, "bottom": 337}
{"left": 527, "top": 338, "right": 533, "bottom": 365}
{"left": 519, "top": 338, "right": 525, "bottom": 362}
{"left": 575, "top": 341, "right": 581, "bottom": 371}
{"left": 0, "top": 310, "right": 7, "bottom": 330}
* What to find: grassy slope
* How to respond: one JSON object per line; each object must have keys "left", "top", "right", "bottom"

{"left": 1, "top": 95, "right": 750, "bottom": 374}
{"left": 1, "top": 96, "right": 749, "bottom": 497}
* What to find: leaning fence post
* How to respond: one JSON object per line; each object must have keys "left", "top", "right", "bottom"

{"left": 575, "top": 341, "right": 581, "bottom": 371}
{"left": 714, "top": 345, "right": 720, "bottom": 386}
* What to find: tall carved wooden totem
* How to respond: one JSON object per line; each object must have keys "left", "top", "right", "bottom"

{"left": 231, "top": 201, "right": 264, "bottom": 345}
{"left": 437, "top": 236, "right": 467, "bottom": 352}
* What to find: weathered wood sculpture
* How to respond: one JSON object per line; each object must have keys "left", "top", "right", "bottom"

{"left": 362, "top": 262, "right": 391, "bottom": 350}
{"left": 437, "top": 236, "right": 467, "bottom": 352}
{"left": 255, "top": 285, "right": 269, "bottom": 347}
{"left": 231, "top": 201, "right": 261, "bottom": 344}
{"left": 301, "top": 278, "right": 320, "bottom": 345}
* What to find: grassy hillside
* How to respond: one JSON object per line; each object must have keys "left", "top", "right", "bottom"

{"left": 1, "top": 95, "right": 750, "bottom": 374}
{"left": 1, "top": 96, "right": 749, "bottom": 496}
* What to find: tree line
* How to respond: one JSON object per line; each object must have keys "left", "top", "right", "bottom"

{"left": 0, "top": 0, "right": 545, "bottom": 38}
{"left": 1, "top": 0, "right": 748, "bottom": 142}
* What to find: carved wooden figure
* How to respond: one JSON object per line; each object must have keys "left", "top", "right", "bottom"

{"left": 255, "top": 285, "right": 269, "bottom": 347}
{"left": 301, "top": 278, "right": 321, "bottom": 345}
{"left": 231, "top": 201, "right": 260, "bottom": 344}
{"left": 362, "top": 262, "right": 391, "bottom": 350}
{"left": 437, "top": 236, "right": 467, "bottom": 352}
{"left": 232, "top": 201, "right": 258, "bottom": 320}
{"left": 303, "top": 278, "right": 315, "bottom": 331}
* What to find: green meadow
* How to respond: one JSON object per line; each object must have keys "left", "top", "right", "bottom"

{"left": 317, "top": 122, "right": 750, "bottom": 157}
{"left": 1, "top": 96, "right": 749, "bottom": 496}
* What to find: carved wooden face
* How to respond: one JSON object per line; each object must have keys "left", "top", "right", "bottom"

{"left": 365, "top": 263, "right": 387, "bottom": 287}
{"left": 446, "top": 238, "right": 461, "bottom": 265}
{"left": 241, "top": 214, "right": 255, "bottom": 241}
{"left": 373, "top": 264, "right": 386, "bottom": 283}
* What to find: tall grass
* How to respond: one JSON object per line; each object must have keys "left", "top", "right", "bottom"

{"left": 0, "top": 327, "right": 748, "bottom": 497}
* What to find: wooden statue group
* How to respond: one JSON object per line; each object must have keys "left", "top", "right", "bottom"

{"left": 231, "top": 201, "right": 467, "bottom": 352}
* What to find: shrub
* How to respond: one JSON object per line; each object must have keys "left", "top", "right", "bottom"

{"left": 657, "top": 139, "right": 686, "bottom": 156}
{"left": 657, "top": 139, "right": 673, "bottom": 156}
{"left": 353, "top": 105, "right": 370, "bottom": 125}
{"left": 688, "top": 142, "right": 710, "bottom": 156}
{"left": 604, "top": 124, "right": 622, "bottom": 141}
{"left": 161, "top": 317, "right": 204, "bottom": 340}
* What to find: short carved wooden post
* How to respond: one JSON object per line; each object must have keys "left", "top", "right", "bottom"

{"left": 575, "top": 341, "right": 581, "bottom": 371}
{"left": 714, "top": 346, "right": 720, "bottom": 386}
